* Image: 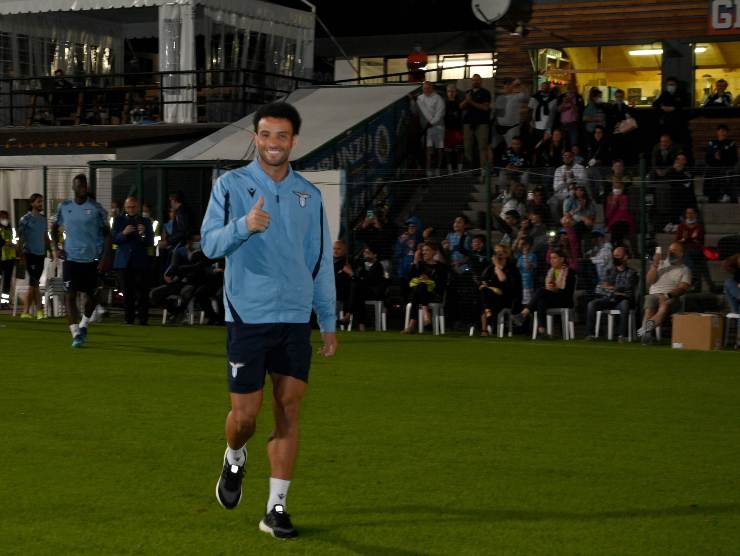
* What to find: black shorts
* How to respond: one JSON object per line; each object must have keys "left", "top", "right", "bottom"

{"left": 226, "top": 322, "right": 312, "bottom": 394}
{"left": 63, "top": 260, "right": 99, "bottom": 294}
{"left": 25, "top": 254, "right": 45, "bottom": 286}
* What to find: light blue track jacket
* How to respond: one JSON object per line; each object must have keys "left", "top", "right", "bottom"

{"left": 201, "top": 161, "right": 336, "bottom": 333}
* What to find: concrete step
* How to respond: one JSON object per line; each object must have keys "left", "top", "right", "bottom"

{"left": 698, "top": 203, "right": 740, "bottom": 222}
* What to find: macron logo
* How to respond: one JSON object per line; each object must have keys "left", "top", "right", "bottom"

{"left": 229, "top": 361, "right": 245, "bottom": 378}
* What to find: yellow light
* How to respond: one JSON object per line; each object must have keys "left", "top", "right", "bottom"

{"left": 629, "top": 46, "right": 707, "bottom": 56}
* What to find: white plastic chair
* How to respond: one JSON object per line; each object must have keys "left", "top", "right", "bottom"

{"left": 532, "top": 308, "right": 574, "bottom": 340}
{"left": 595, "top": 309, "right": 636, "bottom": 342}
{"left": 404, "top": 302, "right": 445, "bottom": 335}
{"left": 364, "top": 300, "right": 387, "bottom": 331}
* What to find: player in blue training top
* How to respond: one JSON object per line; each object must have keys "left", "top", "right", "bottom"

{"left": 17, "top": 193, "right": 50, "bottom": 318}
{"left": 201, "top": 101, "right": 337, "bottom": 540}
{"left": 51, "top": 174, "right": 111, "bottom": 348}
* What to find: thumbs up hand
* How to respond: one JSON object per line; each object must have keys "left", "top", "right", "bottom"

{"left": 246, "top": 196, "right": 270, "bottom": 233}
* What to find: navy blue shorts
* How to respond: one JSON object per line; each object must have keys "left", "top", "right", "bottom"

{"left": 63, "top": 261, "right": 98, "bottom": 294}
{"left": 226, "top": 322, "right": 312, "bottom": 394}
{"left": 24, "top": 254, "right": 45, "bottom": 286}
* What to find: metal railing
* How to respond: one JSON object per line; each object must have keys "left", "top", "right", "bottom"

{"left": 0, "top": 68, "right": 322, "bottom": 126}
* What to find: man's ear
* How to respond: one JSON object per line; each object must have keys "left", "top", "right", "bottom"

{"left": 291, "top": 134, "right": 299, "bottom": 151}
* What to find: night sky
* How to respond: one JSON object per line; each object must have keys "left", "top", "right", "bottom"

{"left": 271, "top": 0, "right": 490, "bottom": 36}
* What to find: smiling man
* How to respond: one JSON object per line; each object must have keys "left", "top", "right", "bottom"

{"left": 201, "top": 102, "right": 337, "bottom": 540}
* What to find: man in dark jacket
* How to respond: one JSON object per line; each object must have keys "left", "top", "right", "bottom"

{"left": 705, "top": 124, "right": 739, "bottom": 202}
{"left": 113, "top": 196, "right": 154, "bottom": 325}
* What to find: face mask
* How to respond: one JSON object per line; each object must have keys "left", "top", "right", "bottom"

{"left": 666, "top": 85, "right": 676, "bottom": 94}
{"left": 686, "top": 218, "right": 696, "bottom": 225}
{"left": 142, "top": 212, "right": 150, "bottom": 219}
{"left": 0, "top": 218, "right": 8, "bottom": 226}
{"left": 613, "top": 257, "right": 623, "bottom": 266}
{"left": 612, "top": 188, "right": 623, "bottom": 196}
{"left": 668, "top": 254, "right": 679, "bottom": 265}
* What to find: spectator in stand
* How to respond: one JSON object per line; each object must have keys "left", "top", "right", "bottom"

{"left": 112, "top": 196, "right": 154, "bottom": 325}
{"left": 652, "top": 77, "right": 687, "bottom": 143}
{"left": 704, "top": 123, "right": 739, "bottom": 203}
{"left": 460, "top": 73, "right": 491, "bottom": 170}
{"left": 586, "top": 228, "right": 613, "bottom": 285}
{"left": 522, "top": 209, "right": 549, "bottom": 256}
{"left": 344, "top": 245, "right": 386, "bottom": 331}
{"left": 650, "top": 133, "right": 682, "bottom": 178}
{"left": 703, "top": 79, "right": 733, "bottom": 108}
{"left": 675, "top": 207, "right": 715, "bottom": 292}
{"left": 608, "top": 89, "right": 637, "bottom": 163}
{"left": 511, "top": 249, "right": 576, "bottom": 338}
{"left": 500, "top": 181, "right": 528, "bottom": 218}
{"left": 354, "top": 210, "right": 391, "bottom": 261}
{"left": 562, "top": 184, "right": 596, "bottom": 245}
{"left": 402, "top": 242, "right": 449, "bottom": 333}
{"left": 494, "top": 78, "right": 529, "bottom": 148}
{"left": 461, "top": 234, "right": 489, "bottom": 278}
{"left": 333, "top": 240, "right": 352, "bottom": 318}
{"left": 571, "top": 144, "right": 586, "bottom": 166}
{"left": 494, "top": 209, "right": 522, "bottom": 247}
{"left": 0, "top": 209, "right": 17, "bottom": 305}
{"left": 722, "top": 253, "right": 740, "bottom": 316}
{"left": 641, "top": 242, "right": 691, "bottom": 345}
{"left": 526, "top": 186, "right": 551, "bottom": 226}
{"left": 515, "top": 236, "right": 537, "bottom": 305}
{"left": 664, "top": 153, "right": 696, "bottom": 227}
{"left": 442, "top": 215, "right": 473, "bottom": 273}
{"left": 549, "top": 150, "right": 587, "bottom": 222}
{"left": 582, "top": 87, "right": 607, "bottom": 136}
{"left": 605, "top": 176, "right": 635, "bottom": 248}
{"left": 557, "top": 81, "right": 584, "bottom": 149}
{"left": 497, "top": 136, "right": 530, "bottom": 189}
{"left": 606, "top": 159, "right": 633, "bottom": 199}
{"left": 413, "top": 81, "right": 446, "bottom": 177}
{"left": 444, "top": 83, "right": 464, "bottom": 173}
{"left": 167, "top": 191, "right": 192, "bottom": 250}
{"left": 535, "top": 127, "right": 565, "bottom": 168}
{"left": 478, "top": 244, "right": 522, "bottom": 336}
{"left": 584, "top": 245, "right": 638, "bottom": 342}
{"left": 528, "top": 81, "right": 557, "bottom": 148}
{"left": 394, "top": 218, "right": 422, "bottom": 282}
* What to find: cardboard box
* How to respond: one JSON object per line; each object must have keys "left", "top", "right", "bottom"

{"left": 671, "top": 313, "right": 724, "bottom": 351}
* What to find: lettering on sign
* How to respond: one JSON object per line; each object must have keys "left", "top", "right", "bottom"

{"left": 709, "top": 0, "right": 740, "bottom": 35}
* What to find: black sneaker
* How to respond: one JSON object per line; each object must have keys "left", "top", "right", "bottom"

{"left": 215, "top": 449, "right": 245, "bottom": 510}
{"left": 511, "top": 313, "right": 525, "bottom": 327}
{"left": 259, "top": 504, "right": 298, "bottom": 539}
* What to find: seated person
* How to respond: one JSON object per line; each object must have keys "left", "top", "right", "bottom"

{"left": 497, "top": 136, "right": 530, "bottom": 188}
{"left": 478, "top": 244, "right": 522, "bottom": 336}
{"left": 345, "top": 245, "right": 386, "bottom": 331}
{"left": 526, "top": 186, "right": 550, "bottom": 226}
{"left": 402, "top": 242, "right": 449, "bottom": 333}
{"left": 650, "top": 133, "right": 682, "bottom": 179}
{"left": 394, "top": 218, "right": 421, "bottom": 282}
{"left": 640, "top": 242, "right": 691, "bottom": 345}
{"left": 675, "top": 207, "right": 714, "bottom": 292}
{"left": 704, "top": 124, "right": 739, "bottom": 203}
{"left": 460, "top": 233, "right": 488, "bottom": 279}
{"left": 512, "top": 249, "right": 576, "bottom": 338}
{"left": 722, "top": 253, "right": 740, "bottom": 317}
{"left": 584, "top": 246, "right": 638, "bottom": 341}
{"left": 500, "top": 181, "right": 528, "bottom": 218}
{"left": 605, "top": 179, "right": 634, "bottom": 248}
{"left": 493, "top": 209, "right": 522, "bottom": 247}
{"left": 587, "top": 228, "right": 614, "bottom": 285}
{"left": 515, "top": 237, "right": 537, "bottom": 305}
{"left": 442, "top": 215, "right": 472, "bottom": 273}
{"left": 549, "top": 150, "right": 587, "bottom": 222}
{"left": 333, "top": 240, "right": 352, "bottom": 316}
{"left": 703, "top": 79, "right": 732, "bottom": 108}
{"left": 561, "top": 184, "right": 596, "bottom": 244}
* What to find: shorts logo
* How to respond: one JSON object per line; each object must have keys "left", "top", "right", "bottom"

{"left": 229, "top": 361, "right": 245, "bottom": 378}
{"left": 293, "top": 191, "right": 311, "bottom": 208}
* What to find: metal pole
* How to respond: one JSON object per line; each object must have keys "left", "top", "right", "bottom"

{"left": 485, "top": 162, "right": 492, "bottom": 259}
{"left": 137, "top": 163, "right": 144, "bottom": 202}
{"left": 638, "top": 156, "right": 648, "bottom": 311}
{"left": 89, "top": 164, "right": 97, "bottom": 198}
{"left": 342, "top": 167, "right": 351, "bottom": 253}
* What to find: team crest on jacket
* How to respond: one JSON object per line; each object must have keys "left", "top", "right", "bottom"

{"left": 293, "top": 191, "right": 311, "bottom": 207}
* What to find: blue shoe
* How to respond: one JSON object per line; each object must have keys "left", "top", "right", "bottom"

{"left": 79, "top": 327, "right": 88, "bottom": 345}
{"left": 72, "top": 334, "right": 84, "bottom": 348}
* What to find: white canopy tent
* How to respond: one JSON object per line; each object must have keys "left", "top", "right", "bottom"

{"left": 0, "top": 0, "right": 315, "bottom": 123}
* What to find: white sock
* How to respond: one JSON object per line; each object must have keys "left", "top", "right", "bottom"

{"left": 267, "top": 477, "right": 291, "bottom": 512}
{"left": 80, "top": 315, "right": 90, "bottom": 329}
{"left": 69, "top": 324, "right": 80, "bottom": 337}
{"left": 226, "top": 444, "right": 246, "bottom": 467}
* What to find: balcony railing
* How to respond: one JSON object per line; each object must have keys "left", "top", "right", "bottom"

{"left": 0, "top": 68, "right": 321, "bottom": 127}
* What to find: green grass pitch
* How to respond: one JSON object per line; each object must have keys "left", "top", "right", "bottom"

{"left": 1, "top": 315, "right": 739, "bottom": 555}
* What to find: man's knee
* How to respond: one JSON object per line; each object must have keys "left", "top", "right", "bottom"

{"left": 643, "top": 294, "right": 659, "bottom": 311}
{"left": 231, "top": 407, "right": 258, "bottom": 432}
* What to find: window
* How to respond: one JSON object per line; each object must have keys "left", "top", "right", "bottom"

{"left": 534, "top": 44, "right": 662, "bottom": 107}
{"left": 694, "top": 42, "right": 740, "bottom": 107}
{"left": 358, "top": 57, "right": 384, "bottom": 84}
{"left": 0, "top": 32, "right": 13, "bottom": 77}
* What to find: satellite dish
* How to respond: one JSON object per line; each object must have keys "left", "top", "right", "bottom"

{"left": 471, "top": 0, "right": 511, "bottom": 24}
